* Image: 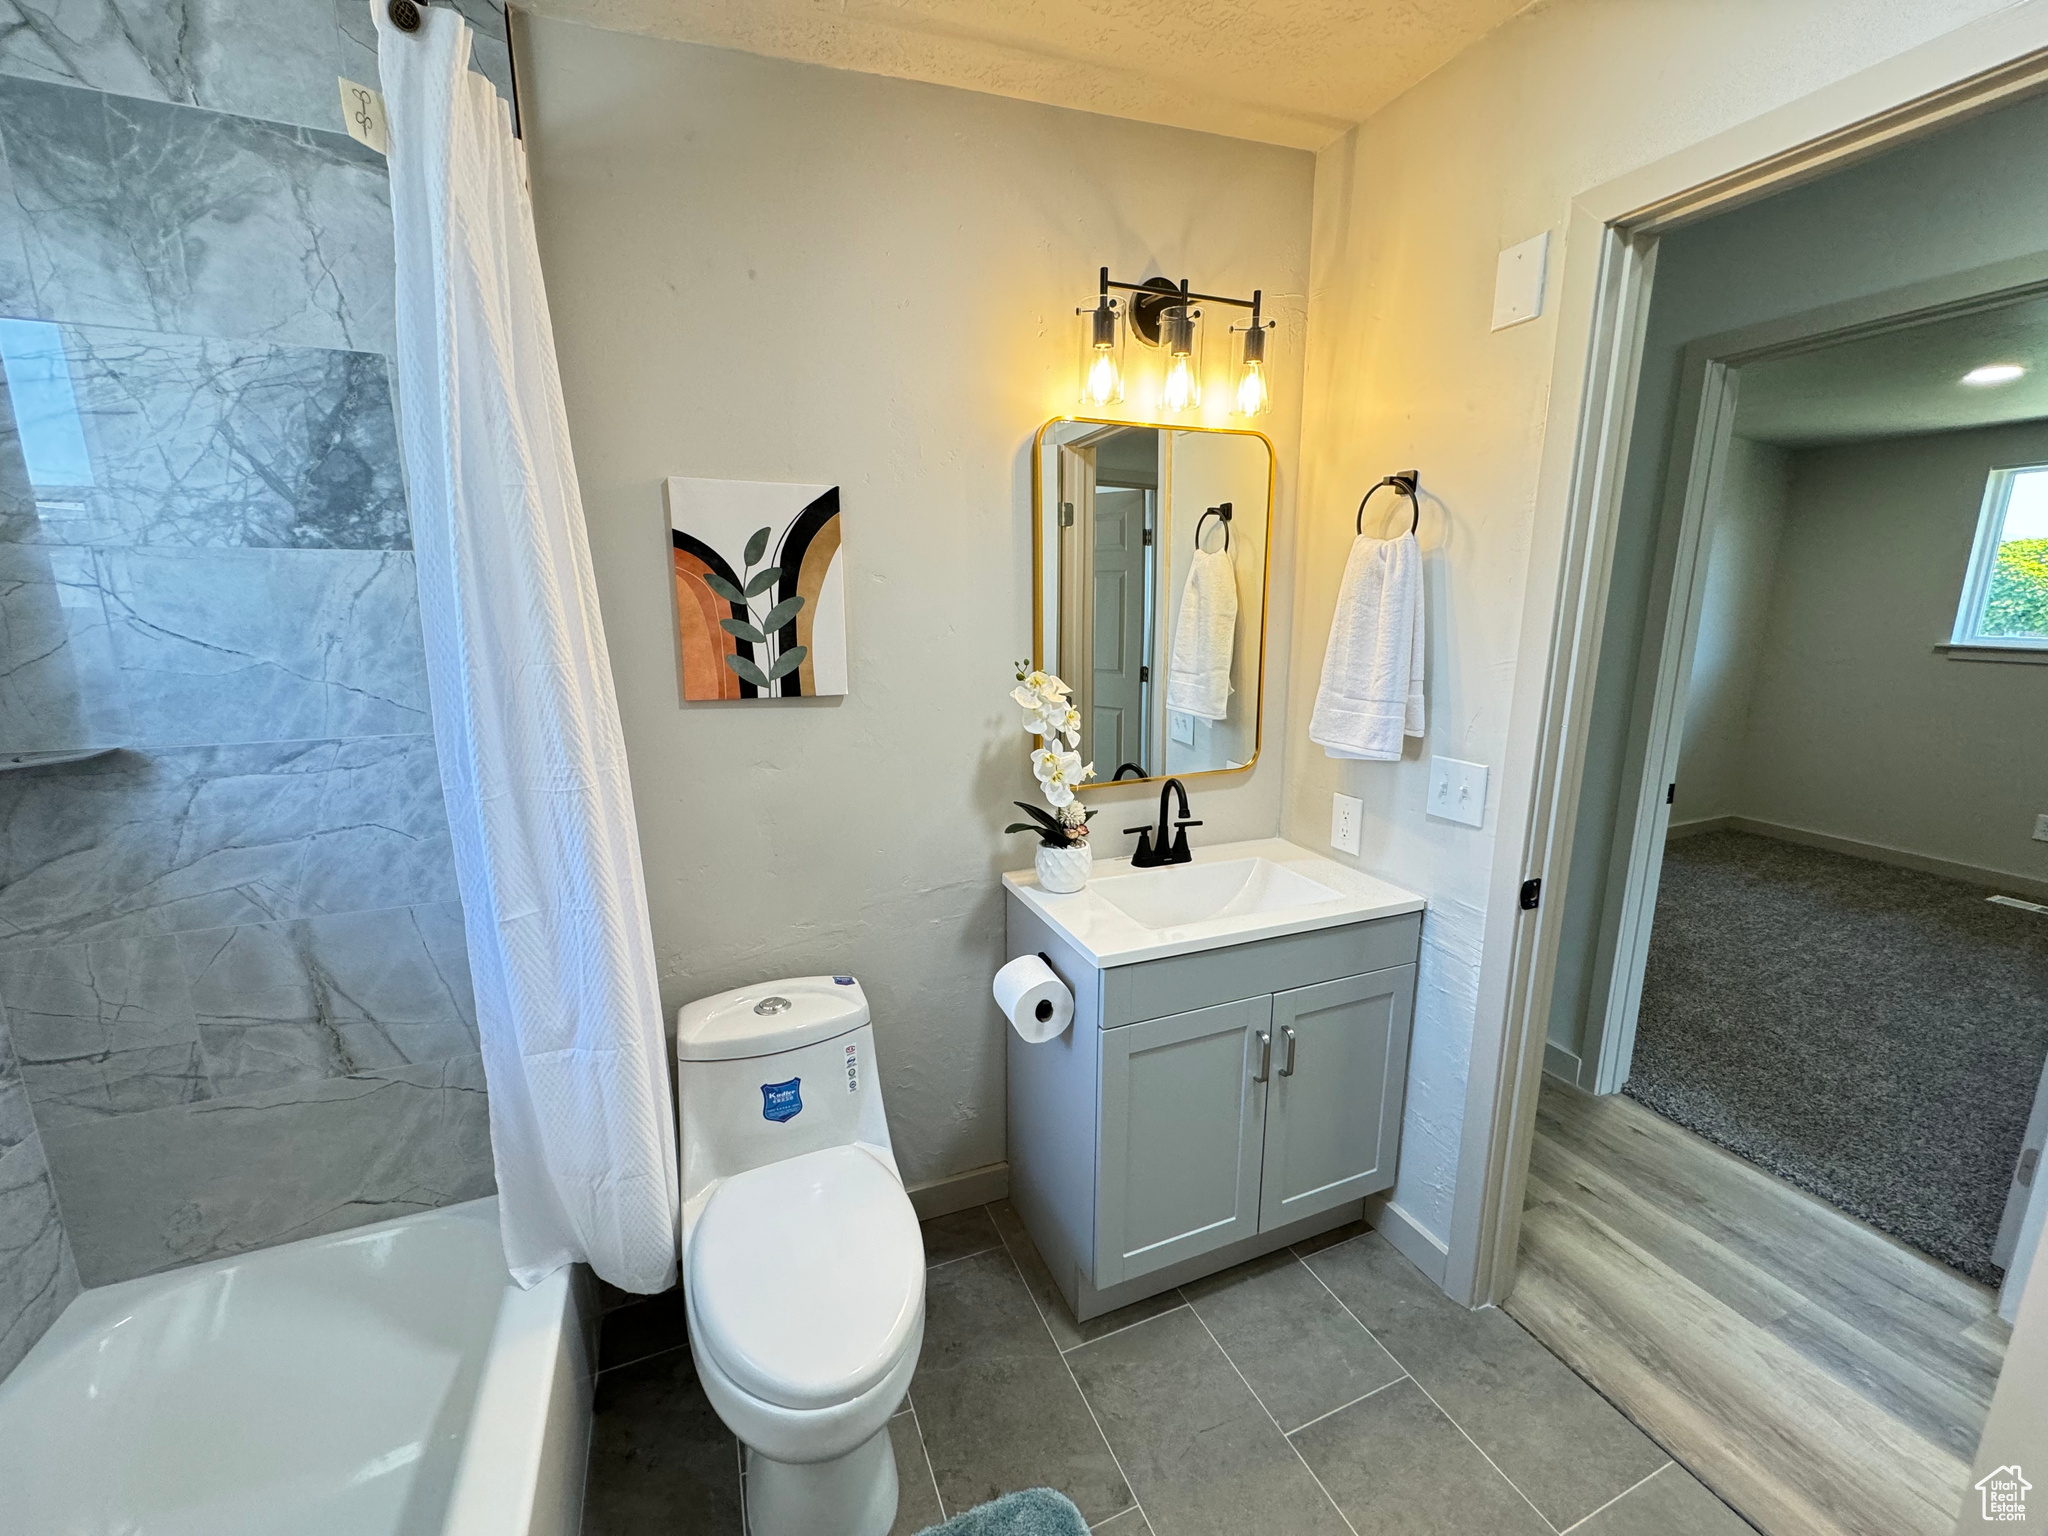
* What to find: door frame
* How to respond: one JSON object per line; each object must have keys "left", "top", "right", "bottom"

{"left": 1447, "top": 7, "right": 2048, "bottom": 1309}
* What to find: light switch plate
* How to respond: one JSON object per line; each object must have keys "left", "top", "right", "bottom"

{"left": 1428, "top": 756, "right": 1488, "bottom": 828}
{"left": 1331, "top": 792, "right": 1361, "bottom": 855}
{"left": 1170, "top": 711, "right": 1196, "bottom": 746}
{"left": 1491, "top": 232, "right": 1548, "bottom": 331}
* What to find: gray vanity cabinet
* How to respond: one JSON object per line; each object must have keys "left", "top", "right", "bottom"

{"left": 1005, "top": 895, "right": 1423, "bottom": 1320}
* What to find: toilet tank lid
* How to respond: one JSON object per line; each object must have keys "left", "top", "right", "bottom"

{"left": 675, "top": 975, "right": 869, "bottom": 1061}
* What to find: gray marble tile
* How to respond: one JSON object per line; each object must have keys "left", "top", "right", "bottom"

{"left": 912, "top": 1247, "right": 1131, "bottom": 1523}
{"left": 0, "top": 1128, "right": 80, "bottom": 1379}
{"left": 989, "top": 1198, "right": 1185, "bottom": 1351}
{"left": 0, "top": 740, "right": 335, "bottom": 948}
{"left": 1066, "top": 1307, "right": 1351, "bottom": 1536}
{"left": 0, "top": 543, "right": 128, "bottom": 751}
{"left": 1304, "top": 1232, "right": 1668, "bottom": 1530}
{"left": 1090, "top": 1508, "right": 1151, "bottom": 1534}
{"left": 98, "top": 547, "right": 429, "bottom": 744}
{"left": 0, "top": 136, "right": 34, "bottom": 321}
{"left": 0, "top": 932, "right": 206, "bottom": 1125}
{"left": 888, "top": 1408, "right": 944, "bottom": 1536}
{"left": 1291, "top": 1376, "right": 1553, "bottom": 1536}
{"left": 180, "top": 904, "right": 474, "bottom": 1098}
{"left": 1182, "top": 1249, "right": 1405, "bottom": 1434}
{"left": 296, "top": 733, "right": 459, "bottom": 914}
{"left": 922, "top": 1205, "right": 1000, "bottom": 1267}
{"left": 0, "top": 1006, "right": 36, "bottom": 1152}
{"left": 0, "top": 0, "right": 347, "bottom": 131}
{"left": 42, "top": 1050, "right": 492, "bottom": 1285}
{"left": 334, "top": 0, "right": 512, "bottom": 112}
{"left": 1, "top": 321, "right": 407, "bottom": 549}
{"left": 0, "top": 75, "right": 395, "bottom": 352}
{"left": 1576, "top": 1463, "right": 1747, "bottom": 1536}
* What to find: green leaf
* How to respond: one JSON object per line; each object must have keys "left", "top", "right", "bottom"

{"left": 761, "top": 595, "right": 805, "bottom": 632}
{"left": 1011, "top": 801, "right": 1060, "bottom": 830}
{"left": 1004, "top": 823, "right": 1044, "bottom": 835}
{"left": 718, "top": 618, "right": 767, "bottom": 645}
{"left": 743, "top": 526, "right": 772, "bottom": 566}
{"left": 701, "top": 572, "right": 746, "bottom": 605}
{"left": 744, "top": 566, "right": 782, "bottom": 598}
{"left": 767, "top": 645, "right": 807, "bottom": 680}
{"left": 724, "top": 653, "right": 771, "bottom": 688}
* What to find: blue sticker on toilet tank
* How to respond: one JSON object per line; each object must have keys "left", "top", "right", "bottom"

{"left": 760, "top": 1077, "right": 803, "bottom": 1123}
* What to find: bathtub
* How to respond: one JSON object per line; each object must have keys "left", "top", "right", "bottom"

{"left": 0, "top": 1197, "right": 594, "bottom": 1536}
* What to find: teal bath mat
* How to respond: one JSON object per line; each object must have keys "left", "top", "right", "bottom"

{"left": 915, "top": 1488, "right": 1090, "bottom": 1536}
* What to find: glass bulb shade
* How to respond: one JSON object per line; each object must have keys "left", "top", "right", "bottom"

{"left": 1235, "top": 358, "right": 1269, "bottom": 416}
{"left": 1158, "top": 303, "right": 1203, "bottom": 411}
{"left": 1077, "top": 297, "right": 1124, "bottom": 405}
{"left": 1162, "top": 353, "right": 1198, "bottom": 411}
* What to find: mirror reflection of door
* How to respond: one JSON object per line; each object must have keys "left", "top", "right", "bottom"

{"left": 1038, "top": 417, "right": 1272, "bottom": 785}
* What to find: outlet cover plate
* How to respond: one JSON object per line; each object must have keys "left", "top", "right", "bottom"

{"left": 1170, "top": 711, "right": 1196, "bottom": 746}
{"left": 1331, "top": 792, "right": 1361, "bottom": 855}
{"left": 1428, "top": 756, "right": 1488, "bottom": 828}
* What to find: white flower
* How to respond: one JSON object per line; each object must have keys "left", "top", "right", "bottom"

{"left": 1032, "top": 746, "right": 1087, "bottom": 808}
{"left": 1020, "top": 670, "right": 1071, "bottom": 704}
{"left": 1051, "top": 702, "right": 1082, "bottom": 746}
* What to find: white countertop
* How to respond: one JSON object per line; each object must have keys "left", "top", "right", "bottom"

{"left": 1003, "top": 836, "right": 1426, "bottom": 968}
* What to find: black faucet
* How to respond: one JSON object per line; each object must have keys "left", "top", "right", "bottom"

{"left": 1126, "top": 778, "right": 1202, "bottom": 868}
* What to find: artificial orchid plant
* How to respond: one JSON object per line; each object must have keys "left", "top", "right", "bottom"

{"left": 1005, "top": 663, "right": 1098, "bottom": 849}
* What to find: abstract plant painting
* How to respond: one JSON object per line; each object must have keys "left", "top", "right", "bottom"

{"left": 666, "top": 477, "right": 847, "bottom": 700}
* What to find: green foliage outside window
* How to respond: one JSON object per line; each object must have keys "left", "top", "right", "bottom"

{"left": 1983, "top": 536, "right": 2048, "bottom": 638}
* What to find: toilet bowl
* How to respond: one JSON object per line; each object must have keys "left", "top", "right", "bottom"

{"left": 675, "top": 977, "right": 925, "bottom": 1536}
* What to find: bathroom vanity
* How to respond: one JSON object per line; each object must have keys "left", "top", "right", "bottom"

{"left": 1002, "top": 838, "right": 1425, "bottom": 1321}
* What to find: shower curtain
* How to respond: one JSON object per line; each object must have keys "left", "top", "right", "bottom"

{"left": 376, "top": 4, "right": 679, "bottom": 1292}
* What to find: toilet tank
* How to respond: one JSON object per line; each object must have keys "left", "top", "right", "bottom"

{"left": 675, "top": 975, "right": 898, "bottom": 1216}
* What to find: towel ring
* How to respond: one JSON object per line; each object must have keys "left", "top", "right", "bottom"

{"left": 1195, "top": 502, "right": 1233, "bottom": 552}
{"left": 1355, "top": 472, "right": 1421, "bottom": 537}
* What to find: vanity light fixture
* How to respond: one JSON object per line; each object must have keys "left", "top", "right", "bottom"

{"left": 1085, "top": 269, "right": 1273, "bottom": 415}
{"left": 1963, "top": 363, "right": 2027, "bottom": 386}
{"left": 1078, "top": 269, "right": 1126, "bottom": 406}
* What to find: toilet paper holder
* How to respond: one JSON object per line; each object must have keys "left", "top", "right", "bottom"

{"left": 1032, "top": 953, "right": 1057, "bottom": 1024}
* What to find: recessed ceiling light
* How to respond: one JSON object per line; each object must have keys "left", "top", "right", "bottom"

{"left": 1962, "top": 363, "right": 2026, "bottom": 386}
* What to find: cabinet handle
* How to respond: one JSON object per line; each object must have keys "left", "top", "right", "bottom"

{"left": 1253, "top": 1031, "right": 1271, "bottom": 1083}
{"left": 1279, "top": 1025, "right": 1297, "bottom": 1077}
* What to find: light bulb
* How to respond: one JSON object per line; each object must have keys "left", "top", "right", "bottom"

{"left": 1236, "top": 359, "right": 1268, "bottom": 416}
{"left": 1085, "top": 348, "right": 1120, "bottom": 406}
{"left": 1963, "top": 363, "right": 2026, "bottom": 386}
{"left": 1163, "top": 353, "right": 1196, "bottom": 411}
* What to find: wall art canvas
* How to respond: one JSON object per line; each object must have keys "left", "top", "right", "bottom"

{"left": 666, "top": 476, "right": 847, "bottom": 700}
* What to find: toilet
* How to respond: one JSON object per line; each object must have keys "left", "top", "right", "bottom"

{"left": 675, "top": 975, "right": 925, "bottom": 1536}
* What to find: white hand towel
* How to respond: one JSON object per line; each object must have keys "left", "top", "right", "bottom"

{"left": 1309, "top": 531, "right": 1424, "bottom": 761}
{"left": 1166, "top": 548, "right": 1238, "bottom": 721}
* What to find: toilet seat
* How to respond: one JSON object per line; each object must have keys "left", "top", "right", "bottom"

{"left": 688, "top": 1144, "right": 924, "bottom": 1412}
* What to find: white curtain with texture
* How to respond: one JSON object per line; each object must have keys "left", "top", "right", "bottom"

{"left": 375, "top": 3, "right": 679, "bottom": 1292}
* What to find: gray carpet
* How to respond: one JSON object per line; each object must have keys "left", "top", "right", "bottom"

{"left": 1624, "top": 830, "right": 2048, "bottom": 1283}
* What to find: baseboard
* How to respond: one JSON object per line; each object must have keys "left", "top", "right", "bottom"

{"left": 906, "top": 1160, "right": 1009, "bottom": 1219}
{"left": 1364, "top": 1193, "right": 1450, "bottom": 1288}
{"left": 1721, "top": 816, "right": 2048, "bottom": 903}
{"left": 1543, "top": 1041, "right": 1583, "bottom": 1087}
{"left": 1665, "top": 815, "right": 1736, "bottom": 842}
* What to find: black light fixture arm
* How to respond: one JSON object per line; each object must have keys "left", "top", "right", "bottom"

{"left": 1101, "top": 273, "right": 1261, "bottom": 312}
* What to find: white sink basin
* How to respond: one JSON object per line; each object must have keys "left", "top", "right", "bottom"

{"left": 1003, "top": 837, "right": 1426, "bottom": 967}
{"left": 1092, "top": 857, "right": 1342, "bottom": 931}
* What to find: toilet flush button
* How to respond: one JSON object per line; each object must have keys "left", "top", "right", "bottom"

{"left": 753, "top": 996, "right": 792, "bottom": 1015}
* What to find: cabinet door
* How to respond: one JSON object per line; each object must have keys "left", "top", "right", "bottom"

{"left": 1096, "top": 994, "right": 1272, "bottom": 1288}
{"left": 1258, "top": 966, "right": 1416, "bottom": 1232}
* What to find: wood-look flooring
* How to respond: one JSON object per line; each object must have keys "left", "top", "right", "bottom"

{"left": 1507, "top": 1083, "right": 2009, "bottom": 1536}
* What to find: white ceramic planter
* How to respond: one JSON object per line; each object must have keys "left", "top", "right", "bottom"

{"left": 1034, "top": 841, "right": 1092, "bottom": 894}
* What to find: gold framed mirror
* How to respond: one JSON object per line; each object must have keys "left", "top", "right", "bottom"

{"left": 1032, "top": 417, "right": 1275, "bottom": 788}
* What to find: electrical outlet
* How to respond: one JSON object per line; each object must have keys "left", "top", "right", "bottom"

{"left": 2035, "top": 813, "right": 2048, "bottom": 843}
{"left": 1428, "top": 756, "right": 1488, "bottom": 828}
{"left": 1170, "top": 711, "right": 1196, "bottom": 746}
{"left": 1331, "top": 792, "right": 1361, "bottom": 855}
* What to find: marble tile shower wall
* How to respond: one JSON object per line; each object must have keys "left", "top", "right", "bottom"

{"left": 0, "top": 0, "right": 513, "bottom": 1375}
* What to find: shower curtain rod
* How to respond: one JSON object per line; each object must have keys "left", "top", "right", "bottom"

{"left": 386, "top": 0, "right": 523, "bottom": 140}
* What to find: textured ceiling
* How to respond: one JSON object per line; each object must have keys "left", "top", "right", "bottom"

{"left": 512, "top": 0, "right": 1532, "bottom": 149}
{"left": 1736, "top": 297, "right": 2048, "bottom": 448}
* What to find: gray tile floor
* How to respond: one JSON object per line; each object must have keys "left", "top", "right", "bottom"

{"left": 582, "top": 1202, "right": 1756, "bottom": 1536}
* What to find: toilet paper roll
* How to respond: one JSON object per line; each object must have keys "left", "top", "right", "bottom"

{"left": 994, "top": 954, "right": 1073, "bottom": 1044}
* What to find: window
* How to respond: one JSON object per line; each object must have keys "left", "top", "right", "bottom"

{"left": 1953, "top": 464, "right": 2048, "bottom": 648}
